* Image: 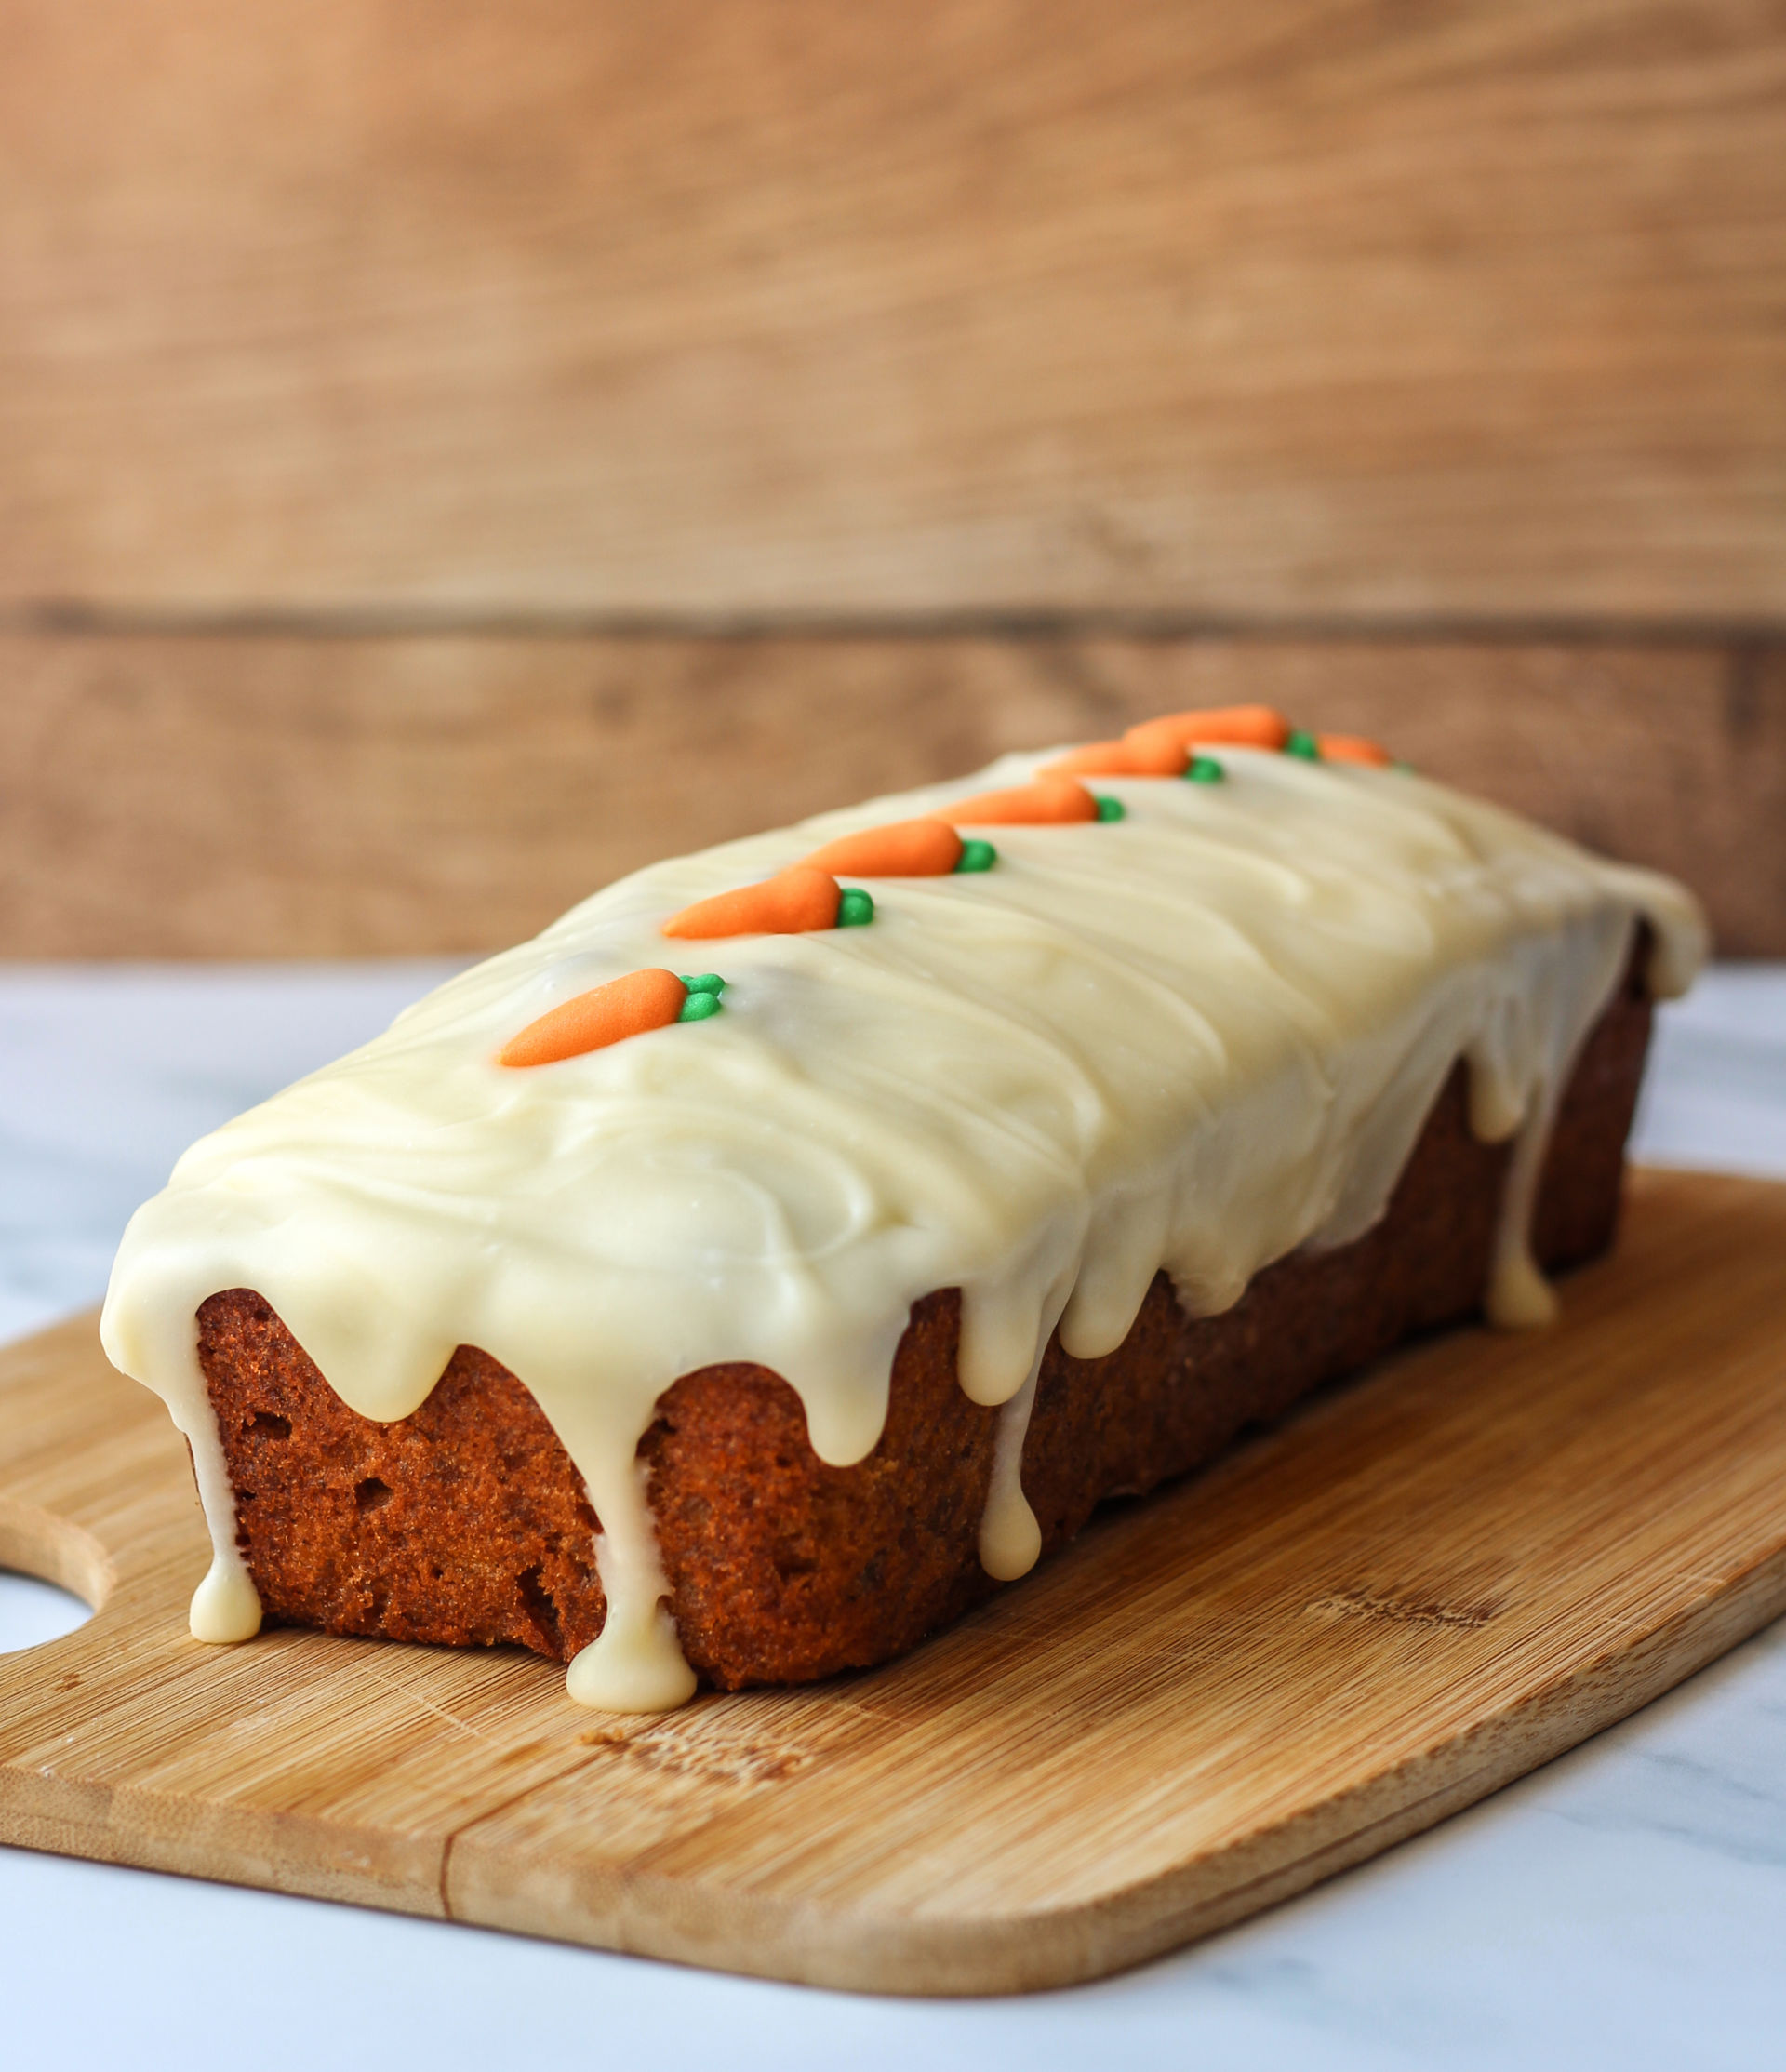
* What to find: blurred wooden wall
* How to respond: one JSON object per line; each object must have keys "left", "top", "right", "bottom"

{"left": 4, "top": 1, "right": 1783, "bottom": 954}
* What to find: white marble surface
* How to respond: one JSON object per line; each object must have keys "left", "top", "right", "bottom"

{"left": 1, "top": 959, "right": 1783, "bottom": 2068}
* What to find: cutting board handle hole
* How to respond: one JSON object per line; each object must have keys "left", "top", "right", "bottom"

{"left": 0, "top": 1569, "right": 90, "bottom": 1652}
{"left": 0, "top": 1507, "right": 112, "bottom": 1651}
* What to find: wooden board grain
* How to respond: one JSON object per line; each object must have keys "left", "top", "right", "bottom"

{"left": 1, "top": 1170, "right": 1783, "bottom": 1994}
{"left": 3, "top": 1, "right": 1782, "bottom": 622}
{"left": 6, "top": 632, "right": 1784, "bottom": 958}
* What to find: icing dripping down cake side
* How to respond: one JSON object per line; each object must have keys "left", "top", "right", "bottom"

{"left": 100, "top": 713, "right": 1707, "bottom": 1711}
{"left": 191, "top": 969, "right": 1649, "bottom": 1691}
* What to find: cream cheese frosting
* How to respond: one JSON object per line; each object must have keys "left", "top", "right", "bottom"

{"left": 100, "top": 742, "right": 1707, "bottom": 1712}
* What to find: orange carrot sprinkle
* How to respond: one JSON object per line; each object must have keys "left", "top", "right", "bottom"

{"left": 1124, "top": 704, "right": 1291, "bottom": 758}
{"left": 1039, "top": 736, "right": 1189, "bottom": 778}
{"left": 662, "top": 863, "right": 843, "bottom": 940}
{"left": 499, "top": 967, "right": 687, "bottom": 1068}
{"left": 803, "top": 818, "right": 964, "bottom": 876}
{"left": 1316, "top": 732, "right": 1394, "bottom": 768}
{"left": 940, "top": 778, "right": 1100, "bottom": 825}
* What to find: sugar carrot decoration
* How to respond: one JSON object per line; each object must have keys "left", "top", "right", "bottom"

{"left": 1123, "top": 704, "right": 1291, "bottom": 758}
{"left": 803, "top": 818, "right": 964, "bottom": 876}
{"left": 500, "top": 968, "right": 690, "bottom": 1068}
{"left": 940, "top": 778, "right": 1101, "bottom": 825}
{"left": 1039, "top": 735, "right": 1189, "bottom": 779}
{"left": 663, "top": 863, "right": 846, "bottom": 940}
{"left": 1316, "top": 732, "right": 1394, "bottom": 768}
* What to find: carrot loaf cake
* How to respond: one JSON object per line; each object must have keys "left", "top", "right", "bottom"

{"left": 100, "top": 709, "right": 1706, "bottom": 1712}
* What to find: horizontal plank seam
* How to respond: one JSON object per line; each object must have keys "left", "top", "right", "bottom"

{"left": 6, "top": 604, "right": 1786, "bottom": 648}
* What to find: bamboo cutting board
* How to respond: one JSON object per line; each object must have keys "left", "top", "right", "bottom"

{"left": 2, "top": 1170, "right": 1783, "bottom": 1996}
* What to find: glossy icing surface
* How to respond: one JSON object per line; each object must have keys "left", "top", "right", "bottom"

{"left": 100, "top": 744, "right": 1706, "bottom": 1710}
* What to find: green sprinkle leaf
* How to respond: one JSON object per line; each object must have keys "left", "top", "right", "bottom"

{"left": 677, "top": 990, "right": 723, "bottom": 1022}
{"left": 678, "top": 972, "right": 726, "bottom": 995}
{"left": 837, "top": 887, "right": 876, "bottom": 927}
{"left": 1285, "top": 729, "right": 1321, "bottom": 760}
{"left": 954, "top": 838, "right": 997, "bottom": 873}
{"left": 1393, "top": 759, "right": 1417, "bottom": 774}
{"left": 1186, "top": 755, "right": 1225, "bottom": 784}
{"left": 1094, "top": 795, "right": 1126, "bottom": 822}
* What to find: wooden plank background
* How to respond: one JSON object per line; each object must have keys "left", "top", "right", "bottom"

{"left": 2, "top": 2, "right": 1783, "bottom": 954}
{"left": 7, "top": 634, "right": 1781, "bottom": 956}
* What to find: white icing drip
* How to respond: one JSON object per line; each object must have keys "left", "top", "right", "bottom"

{"left": 569, "top": 1460, "right": 697, "bottom": 1713}
{"left": 977, "top": 1268, "right": 1073, "bottom": 1581}
{"left": 1478, "top": 907, "right": 1639, "bottom": 1328}
{"left": 104, "top": 1288, "right": 263, "bottom": 1642}
{"left": 980, "top": 1371, "right": 1044, "bottom": 1583}
{"left": 99, "top": 747, "right": 1708, "bottom": 1710}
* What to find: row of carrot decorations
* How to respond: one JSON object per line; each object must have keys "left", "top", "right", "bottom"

{"left": 500, "top": 707, "right": 1393, "bottom": 1067}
